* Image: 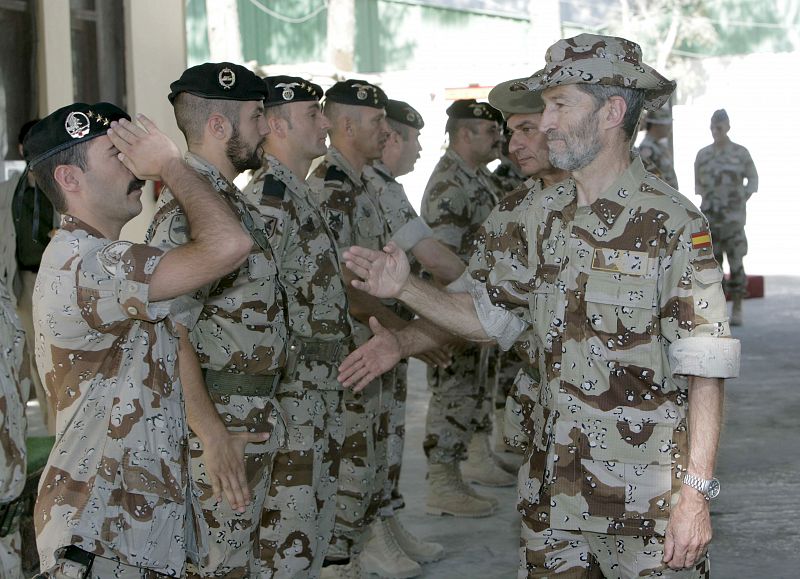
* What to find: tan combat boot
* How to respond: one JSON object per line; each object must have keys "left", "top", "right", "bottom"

{"left": 731, "top": 297, "right": 743, "bottom": 326}
{"left": 461, "top": 432, "right": 517, "bottom": 487}
{"left": 386, "top": 515, "right": 445, "bottom": 564}
{"left": 361, "top": 517, "right": 422, "bottom": 579}
{"left": 320, "top": 555, "right": 364, "bottom": 579}
{"left": 426, "top": 462, "right": 496, "bottom": 517}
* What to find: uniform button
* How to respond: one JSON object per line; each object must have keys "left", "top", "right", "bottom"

{"left": 127, "top": 306, "right": 139, "bottom": 316}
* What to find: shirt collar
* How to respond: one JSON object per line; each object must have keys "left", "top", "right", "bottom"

{"left": 264, "top": 154, "right": 311, "bottom": 198}
{"left": 61, "top": 214, "right": 106, "bottom": 239}
{"left": 540, "top": 157, "right": 645, "bottom": 228}
{"left": 444, "top": 148, "right": 478, "bottom": 178}
{"left": 327, "top": 146, "right": 364, "bottom": 186}
{"left": 184, "top": 152, "right": 240, "bottom": 196}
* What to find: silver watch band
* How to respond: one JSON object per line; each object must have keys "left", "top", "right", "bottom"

{"left": 682, "top": 472, "right": 720, "bottom": 499}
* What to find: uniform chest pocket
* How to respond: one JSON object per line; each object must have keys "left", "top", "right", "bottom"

{"left": 529, "top": 274, "right": 559, "bottom": 350}
{"left": 585, "top": 274, "right": 657, "bottom": 363}
{"left": 355, "top": 215, "right": 384, "bottom": 245}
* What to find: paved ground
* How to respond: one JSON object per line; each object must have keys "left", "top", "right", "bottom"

{"left": 25, "top": 276, "right": 800, "bottom": 577}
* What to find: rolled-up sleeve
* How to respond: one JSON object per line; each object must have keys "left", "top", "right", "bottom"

{"left": 659, "top": 216, "right": 740, "bottom": 379}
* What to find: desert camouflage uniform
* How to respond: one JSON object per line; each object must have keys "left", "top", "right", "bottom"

{"left": 33, "top": 215, "right": 200, "bottom": 577}
{"left": 420, "top": 149, "right": 499, "bottom": 464}
{"left": 243, "top": 155, "right": 349, "bottom": 579}
{"left": 491, "top": 154, "right": 525, "bottom": 196}
{"left": 363, "top": 161, "right": 433, "bottom": 515}
{"left": 147, "top": 154, "right": 287, "bottom": 578}
{"left": 639, "top": 135, "right": 678, "bottom": 190}
{"left": 694, "top": 141, "right": 758, "bottom": 298}
{"left": 468, "top": 158, "right": 735, "bottom": 577}
{"left": 308, "top": 148, "right": 392, "bottom": 558}
{"left": 0, "top": 280, "right": 28, "bottom": 579}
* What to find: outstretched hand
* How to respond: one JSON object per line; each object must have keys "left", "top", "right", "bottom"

{"left": 338, "top": 317, "right": 402, "bottom": 391}
{"left": 343, "top": 242, "right": 410, "bottom": 299}
{"left": 201, "top": 429, "right": 270, "bottom": 513}
{"left": 107, "top": 114, "right": 182, "bottom": 181}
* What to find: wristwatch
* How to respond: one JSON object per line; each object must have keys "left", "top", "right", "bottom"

{"left": 682, "top": 473, "right": 721, "bottom": 500}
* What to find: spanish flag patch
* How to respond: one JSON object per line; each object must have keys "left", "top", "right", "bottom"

{"left": 691, "top": 231, "right": 712, "bottom": 249}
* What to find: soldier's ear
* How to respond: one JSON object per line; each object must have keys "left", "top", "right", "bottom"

{"left": 53, "top": 164, "right": 82, "bottom": 194}
{"left": 207, "top": 112, "right": 230, "bottom": 141}
{"left": 601, "top": 96, "right": 627, "bottom": 132}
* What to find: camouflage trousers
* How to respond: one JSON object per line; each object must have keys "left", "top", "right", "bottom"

{"left": 519, "top": 521, "right": 709, "bottom": 579}
{"left": 423, "top": 344, "right": 491, "bottom": 464}
{"left": 380, "top": 361, "right": 407, "bottom": 517}
{"left": 187, "top": 391, "right": 286, "bottom": 579}
{"left": 328, "top": 376, "right": 389, "bottom": 558}
{"left": 258, "top": 375, "right": 345, "bottom": 579}
{"left": 36, "top": 549, "right": 171, "bottom": 578}
{"left": 709, "top": 221, "right": 748, "bottom": 298}
{"left": 0, "top": 529, "right": 21, "bottom": 579}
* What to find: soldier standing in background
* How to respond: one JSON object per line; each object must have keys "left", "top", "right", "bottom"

{"left": 419, "top": 99, "right": 515, "bottom": 519}
{"left": 639, "top": 106, "right": 679, "bottom": 189}
{"left": 29, "top": 102, "right": 252, "bottom": 577}
{"left": 147, "top": 63, "right": 289, "bottom": 578}
{"left": 359, "top": 99, "right": 455, "bottom": 577}
{"left": 0, "top": 277, "right": 30, "bottom": 579}
{"left": 695, "top": 108, "right": 758, "bottom": 326}
{"left": 491, "top": 123, "right": 526, "bottom": 195}
{"left": 242, "top": 76, "right": 348, "bottom": 579}
{"left": 341, "top": 33, "right": 738, "bottom": 577}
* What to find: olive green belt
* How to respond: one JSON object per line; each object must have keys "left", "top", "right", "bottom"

{"left": 203, "top": 368, "right": 281, "bottom": 398}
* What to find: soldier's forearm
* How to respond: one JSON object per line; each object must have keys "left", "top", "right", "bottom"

{"left": 394, "top": 318, "right": 454, "bottom": 358}
{"left": 177, "top": 328, "right": 228, "bottom": 442}
{"left": 398, "top": 276, "right": 490, "bottom": 342}
{"left": 685, "top": 376, "right": 724, "bottom": 479}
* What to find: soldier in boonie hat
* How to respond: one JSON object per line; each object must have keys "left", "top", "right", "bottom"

{"left": 516, "top": 33, "right": 676, "bottom": 112}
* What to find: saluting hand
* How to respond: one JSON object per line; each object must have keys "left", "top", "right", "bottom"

{"left": 107, "top": 114, "right": 182, "bottom": 181}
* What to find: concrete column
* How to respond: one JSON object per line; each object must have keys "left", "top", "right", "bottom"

{"left": 36, "top": 0, "right": 73, "bottom": 115}
{"left": 121, "top": 0, "right": 187, "bottom": 242}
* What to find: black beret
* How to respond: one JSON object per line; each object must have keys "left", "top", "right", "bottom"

{"left": 385, "top": 99, "right": 424, "bottom": 130}
{"left": 265, "top": 75, "right": 323, "bottom": 107}
{"left": 23, "top": 102, "right": 130, "bottom": 169}
{"left": 325, "top": 79, "right": 388, "bottom": 109}
{"left": 168, "top": 62, "right": 267, "bottom": 103}
{"left": 446, "top": 99, "right": 503, "bottom": 124}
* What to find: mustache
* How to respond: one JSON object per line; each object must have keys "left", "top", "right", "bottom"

{"left": 127, "top": 179, "right": 146, "bottom": 194}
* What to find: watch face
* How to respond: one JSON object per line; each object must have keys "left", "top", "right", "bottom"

{"left": 708, "top": 478, "right": 721, "bottom": 499}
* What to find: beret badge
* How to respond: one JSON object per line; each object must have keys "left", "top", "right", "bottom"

{"left": 218, "top": 67, "right": 236, "bottom": 90}
{"left": 65, "top": 112, "right": 91, "bottom": 139}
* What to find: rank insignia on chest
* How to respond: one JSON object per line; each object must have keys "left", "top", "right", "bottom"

{"left": 691, "top": 231, "right": 712, "bottom": 250}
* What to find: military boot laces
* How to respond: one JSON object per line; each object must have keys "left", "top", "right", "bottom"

{"left": 462, "top": 432, "right": 517, "bottom": 487}
{"left": 361, "top": 518, "right": 422, "bottom": 579}
{"left": 426, "top": 462, "right": 496, "bottom": 517}
{"left": 386, "top": 515, "right": 445, "bottom": 564}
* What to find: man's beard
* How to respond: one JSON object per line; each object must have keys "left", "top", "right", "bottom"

{"left": 226, "top": 123, "right": 262, "bottom": 172}
{"left": 548, "top": 110, "right": 602, "bottom": 172}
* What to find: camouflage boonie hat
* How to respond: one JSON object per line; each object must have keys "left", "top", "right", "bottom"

{"left": 488, "top": 71, "right": 545, "bottom": 119}
{"left": 646, "top": 106, "right": 672, "bottom": 125}
{"left": 385, "top": 99, "right": 424, "bottom": 130}
{"left": 517, "top": 33, "right": 676, "bottom": 111}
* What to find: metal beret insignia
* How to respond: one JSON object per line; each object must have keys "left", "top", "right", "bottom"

{"left": 65, "top": 112, "right": 91, "bottom": 139}
{"left": 218, "top": 67, "right": 236, "bottom": 90}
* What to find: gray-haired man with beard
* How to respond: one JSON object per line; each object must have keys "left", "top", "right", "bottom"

{"left": 340, "top": 34, "right": 739, "bottom": 577}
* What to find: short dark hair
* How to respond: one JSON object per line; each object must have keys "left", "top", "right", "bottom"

{"left": 30, "top": 141, "right": 90, "bottom": 213}
{"left": 445, "top": 117, "right": 479, "bottom": 141}
{"left": 577, "top": 84, "right": 645, "bottom": 140}
{"left": 173, "top": 92, "right": 243, "bottom": 144}
{"left": 265, "top": 103, "right": 293, "bottom": 129}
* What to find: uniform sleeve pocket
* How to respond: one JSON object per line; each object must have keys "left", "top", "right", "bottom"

{"left": 692, "top": 265, "right": 724, "bottom": 286}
